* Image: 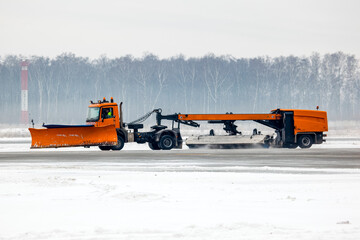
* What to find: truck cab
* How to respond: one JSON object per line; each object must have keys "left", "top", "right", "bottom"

{"left": 86, "top": 102, "right": 120, "bottom": 129}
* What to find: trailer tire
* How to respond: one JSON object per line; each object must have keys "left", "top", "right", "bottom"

{"left": 112, "top": 137, "right": 125, "bottom": 151}
{"left": 159, "top": 135, "right": 175, "bottom": 150}
{"left": 148, "top": 142, "right": 160, "bottom": 150}
{"left": 298, "top": 135, "right": 313, "bottom": 149}
{"left": 99, "top": 146, "right": 111, "bottom": 151}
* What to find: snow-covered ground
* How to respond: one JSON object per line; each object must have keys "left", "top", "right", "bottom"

{"left": 0, "top": 162, "right": 359, "bottom": 240}
{"left": 0, "top": 123, "right": 359, "bottom": 239}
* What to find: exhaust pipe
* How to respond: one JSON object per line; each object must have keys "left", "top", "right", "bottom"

{"left": 119, "top": 102, "right": 124, "bottom": 129}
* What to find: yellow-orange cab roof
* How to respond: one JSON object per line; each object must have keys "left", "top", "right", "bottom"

{"left": 88, "top": 102, "right": 118, "bottom": 108}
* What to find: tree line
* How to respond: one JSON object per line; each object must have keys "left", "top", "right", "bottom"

{"left": 0, "top": 52, "right": 359, "bottom": 125}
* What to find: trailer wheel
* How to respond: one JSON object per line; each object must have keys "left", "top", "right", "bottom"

{"left": 298, "top": 135, "right": 313, "bottom": 149}
{"left": 99, "top": 146, "right": 111, "bottom": 151}
{"left": 159, "top": 135, "right": 175, "bottom": 150}
{"left": 148, "top": 142, "right": 160, "bottom": 150}
{"left": 112, "top": 137, "right": 125, "bottom": 151}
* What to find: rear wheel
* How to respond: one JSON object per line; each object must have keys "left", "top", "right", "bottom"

{"left": 284, "top": 143, "right": 298, "bottom": 149}
{"left": 298, "top": 135, "right": 313, "bottom": 149}
{"left": 99, "top": 146, "right": 111, "bottom": 151}
{"left": 112, "top": 137, "right": 125, "bottom": 151}
{"left": 148, "top": 142, "right": 160, "bottom": 150}
{"left": 159, "top": 135, "right": 175, "bottom": 150}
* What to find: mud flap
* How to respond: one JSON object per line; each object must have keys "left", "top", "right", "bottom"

{"left": 29, "top": 125, "right": 118, "bottom": 148}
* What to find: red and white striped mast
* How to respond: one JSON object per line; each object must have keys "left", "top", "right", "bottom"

{"left": 21, "top": 61, "right": 29, "bottom": 124}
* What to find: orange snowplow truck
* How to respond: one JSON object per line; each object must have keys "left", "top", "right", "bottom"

{"left": 29, "top": 97, "right": 328, "bottom": 150}
{"left": 29, "top": 97, "right": 184, "bottom": 150}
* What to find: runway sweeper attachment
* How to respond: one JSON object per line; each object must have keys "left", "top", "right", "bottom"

{"left": 171, "top": 109, "right": 328, "bottom": 149}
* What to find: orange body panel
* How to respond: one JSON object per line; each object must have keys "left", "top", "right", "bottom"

{"left": 289, "top": 109, "right": 328, "bottom": 134}
{"left": 178, "top": 113, "right": 282, "bottom": 121}
{"left": 29, "top": 125, "right": 118, "bottom": 148}
{"left": 89, "top": 103, "right": 120, "bottom": 129}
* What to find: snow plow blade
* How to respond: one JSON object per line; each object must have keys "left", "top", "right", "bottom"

{"left": 29, "top": 125, "right": 118, "bottom": 149}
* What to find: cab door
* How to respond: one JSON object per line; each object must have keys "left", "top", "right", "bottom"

{"left": 100, "top": 107, "right": 116, "bottom": 127}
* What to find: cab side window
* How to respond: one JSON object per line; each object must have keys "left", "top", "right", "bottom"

{"left": 101, "top": 108, "right": 113, "bottom": 119}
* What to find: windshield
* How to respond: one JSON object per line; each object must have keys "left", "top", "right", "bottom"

{"left": 86, "top": 107, "right": 100, "bottom": 122}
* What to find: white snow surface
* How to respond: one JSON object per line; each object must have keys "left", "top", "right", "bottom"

{"left": 0, "top": 162, "right": 359, "bottom": 240}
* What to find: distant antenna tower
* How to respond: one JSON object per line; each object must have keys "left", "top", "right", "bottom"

{"left": 21, "top": 60, "right": 29, "bottom": 124}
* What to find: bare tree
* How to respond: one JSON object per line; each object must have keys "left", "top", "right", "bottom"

{"left": 202, "top": 54, "right": 230, "bottom": 112}
{"left": 1, "top": 52, "right": 360, "bottom": 123}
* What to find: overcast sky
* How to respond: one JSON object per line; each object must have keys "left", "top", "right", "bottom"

{"left": 1, "top": 0, "right": 360, "bottom": 59}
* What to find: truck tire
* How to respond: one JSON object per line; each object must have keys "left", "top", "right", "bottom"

{"left": 158, "top": 135, "right": 175, "bottom": 150}
{"left": 298, "top": 135, "right": 313, "bottom": 149}
{"left": 112, "top": 137, "right": 125, "bottom": 151}
{"left": 148, "top": 142, "right": 160, "bottom": 150}
{"left": 284, "top": 143, "right": 298, "bottom": 149}
{"left": 99, "top": 146, "right": 111, "bottom": 151}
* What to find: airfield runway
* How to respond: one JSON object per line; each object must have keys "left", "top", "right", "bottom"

{"left": 0, "top": 148, "right": 359, "bottom": 170}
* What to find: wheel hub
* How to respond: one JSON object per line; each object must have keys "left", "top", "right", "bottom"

{"left": 302, "top": 137, "right": 310, "bottom": 146}
{"left": 163, "top": 138, "right": 172, "bottom": 147}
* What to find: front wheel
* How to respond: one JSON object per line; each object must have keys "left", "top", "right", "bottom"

{"left": 112, "top": 137, "right": 125, "bottom": 151}
{"left": 99, "top": 146, "right": 111, "bottom": 151}
{"left": 158, "top": 135, "right": 175, "bottom": 150}
{"left": 298, "top": 135, "right": 313, "bottom": 149}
